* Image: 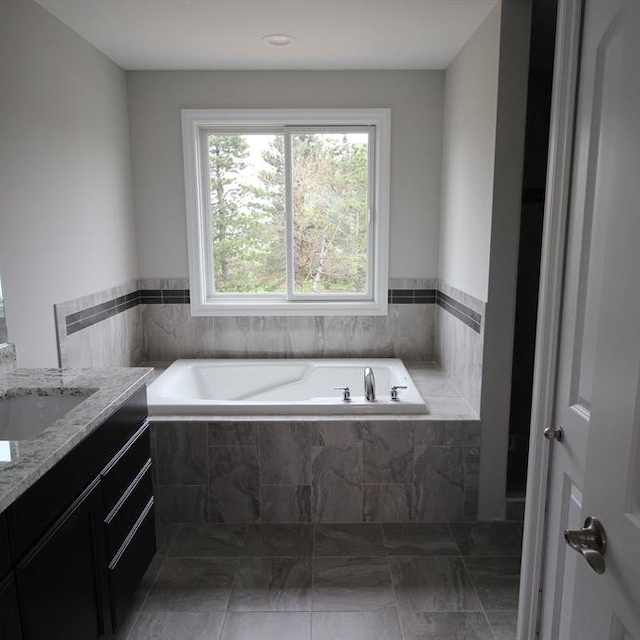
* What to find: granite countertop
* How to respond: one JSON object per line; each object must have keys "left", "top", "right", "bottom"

{"left": 0, "top": 367, "right": 153, "bottom": 513}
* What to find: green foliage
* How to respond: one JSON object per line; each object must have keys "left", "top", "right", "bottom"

{"left": 208, "top": 134, "right": 285, "bottom": 292}
{"left": 208, "top": 132, "right": 369, "bottom": 295}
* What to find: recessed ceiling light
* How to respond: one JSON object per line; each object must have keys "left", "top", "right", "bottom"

{"left": 262, "top": 33, "right": 297, "bottom": 46}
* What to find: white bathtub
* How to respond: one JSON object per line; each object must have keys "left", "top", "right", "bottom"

{"left": 148, "top": 359, "right": 428, "bottom": 416}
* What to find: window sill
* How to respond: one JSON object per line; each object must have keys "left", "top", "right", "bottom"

{"left": 189, "top": 298, "right": 388, "bottom": 317}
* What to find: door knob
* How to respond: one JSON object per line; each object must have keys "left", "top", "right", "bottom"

{"left": 544, "top": 425, "right": 564, "bottom": 441}
{"left": 564, "top": 516, "right": 607, "bottom": 574}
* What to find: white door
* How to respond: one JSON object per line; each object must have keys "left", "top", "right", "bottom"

{"left": 537, "top": 1, "right": 640, "bottom": 638}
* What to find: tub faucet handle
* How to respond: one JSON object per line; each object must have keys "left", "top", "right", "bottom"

{"left": 391, "top": 385, "right": 407, "bottom": 401}
{"left": 334, "top": 386, "right": 351, "bottom": 402}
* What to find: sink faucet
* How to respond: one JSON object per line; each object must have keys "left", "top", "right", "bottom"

{"left": 364, "top": 367, "right": 376, "bottom": 401}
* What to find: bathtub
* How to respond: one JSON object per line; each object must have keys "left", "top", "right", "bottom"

{"left": 148, "top": 358, "right": 428, "bottom": 416}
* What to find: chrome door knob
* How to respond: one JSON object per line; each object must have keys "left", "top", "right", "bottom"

{"left": 544, "top": 425, "right": 564, "bottom": 441}
{"left": 564, "top": 516, "right": 607, "bottom": 575}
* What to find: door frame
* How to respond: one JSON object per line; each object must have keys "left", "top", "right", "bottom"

{"left": 518, "top": 0, "right": 584, "bottom": 638}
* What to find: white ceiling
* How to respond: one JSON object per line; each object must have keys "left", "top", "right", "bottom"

{"left": 35, "top": 0, "right": 498, "bottom": 71}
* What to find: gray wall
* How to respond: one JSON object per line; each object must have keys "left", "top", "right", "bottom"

{"left": 439, "top": 4, "right": 501, "bottom": 303}
{"left": 127, "top": 70, "right": 444, "bottom": 280}
{"left": 435, "top": 5, "right": 501, "bottom": 417}
{"left": 479, "top": 0, "right": 531, "bottom": 519}
{"left": 0, "top": 0, "right": 139, "bottom": 367}
{"left": 123, "top": 71, "right": 446, "bottom": 367}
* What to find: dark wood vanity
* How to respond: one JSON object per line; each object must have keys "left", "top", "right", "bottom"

{"left": 0, "top": 386, "right": 154, "bottom": 639}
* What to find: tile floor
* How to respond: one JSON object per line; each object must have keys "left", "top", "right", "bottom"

{"left": 117, "top": 521, "right": 522, "bottom": 640}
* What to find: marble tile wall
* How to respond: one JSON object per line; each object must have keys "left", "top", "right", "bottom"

{"left": 150, "top": 418, "right": 481, "bottom": 524}
{"left": 140, "top": 278, "right": 436, "bottom": 362}
{"left": 435, "top": 280, "right": 485, "bottom": 415}
{"left": 54, "top": 277, "right": 484, "bottom": 415}
{"left": 55, "top": 280, "right": 143, "bottom": 368}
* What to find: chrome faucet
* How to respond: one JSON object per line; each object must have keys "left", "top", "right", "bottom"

{"left": 364, "top": 367, "right": 376, "bottom": 401}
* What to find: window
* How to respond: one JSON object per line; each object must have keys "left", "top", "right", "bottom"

{"left": 182, "top": 109, "right": 390, "bottom": 315}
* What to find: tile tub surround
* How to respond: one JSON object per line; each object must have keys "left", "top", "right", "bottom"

{"left": 55, "top": 278, "right": 484, "bottom": 374}
{"left": 150, "top": 417, "right": 481, "bottom": 524}
{"left": 0, "top": 366, "right": 152, "bottom": 512}
{"left": 54, "top": 277, "right": 440, "bottom": 364}
{"left": 117, "top": 520, "right": 522, "bottom": 640}
{"left": 140, "top": 289, "right": 436, "bottom": 363}
{"left": 436, "top": 280, "right": 485, "bottom": 415}
{"left": 54, "top": 277, "right": 485, "bottom": 418}
{"left": 55, "top": 279, "right": 143, "bottom": 368}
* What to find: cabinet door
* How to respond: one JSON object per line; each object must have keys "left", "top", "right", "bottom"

{"left": 0, "top": 573, "right": 21, "bottom": 640}
{"left": 0, "top": 515, "right": 11, "bottom": 579}
{"left": 14, "top": 478, "right": 110, "bottom": 640}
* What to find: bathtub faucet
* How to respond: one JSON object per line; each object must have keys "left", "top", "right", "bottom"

{"left": 364, "top": 367, "right": 376, "bottom": 401}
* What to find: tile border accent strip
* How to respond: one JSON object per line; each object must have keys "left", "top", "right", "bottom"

{"left": 64, "top": 287, "right": 481, "bottom": 336}
{"left": 388, "top": 289, "right": 437, "bottom": 304}
{"left": 139, "top": 289, "right": 191, "bottom": 304}
{"left": 436, "top": 291, "right": 482, "bottom": 333}
{"left": 65, "top": 292, "right": 141, "bottom": 336}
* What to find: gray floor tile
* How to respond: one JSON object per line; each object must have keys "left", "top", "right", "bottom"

{"left": 220, "top": 611, "right": 311, "bottom": 639}
{"left": 312, "top": 557, "right": 395, "bottom": 611}
{"left": 127, "top": 520, "right": 522, "bottom": 637}
{"left": 314, "top": 523, "right": 385, "bottom": 557}
{"left": 169, "top": 524, "right": 247, "bottom": 557}
{"left": 243, "top": 524, "right": 314, "bottom": 556}
{"left": 311, "top": 611, "right": 402, "bottom": 639}
{"left": 390, "top": 556, "right": 481, "bottom": 612}
{"left": 450, "top": 522, "right": 523, "bottom": 556}
{"left": 382, "top": 523, "right": 459, "bottom": 556}
{"left": 486, "top": 611, "right": 518, "bottom": 640}
{"left": 143, "top": 557, "right": 237, "bottom": 613}
{"left": 399, "top": 611, "right": 494, "bottom": 640}
{"left": 464, "top": 557, "right": 521, "bottom": 611}
{"left": 113, "top": 609, "right": 140, "bottom": 640}
{"left": 127, "top": 611, "right": 225, "bottom": 640}
{"left": 156, "top": 485, "right": 210, "bottom": 523}
{"left": 155, "top": 523, "right": 182, "bottom": 556}
{"left": 130, "top": 556, "right": 165, "bottom": 612}
{"left": 229, "top": 557, "right": 313, "bottom": 611}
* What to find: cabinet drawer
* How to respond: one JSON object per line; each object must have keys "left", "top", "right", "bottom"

{"left": 105, "top": 461, "right": 153, "bottom": 561}
{"left": 108, "top": 498, "right": 155, "bottom": 631}
{"left": 101, "top": 423, "right": 150, "bottom": 515}
{"left": 0, "top": 514, "right": 10, "bottom": 579}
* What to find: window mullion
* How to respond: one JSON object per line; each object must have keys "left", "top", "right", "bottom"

{"left": 284, "top": 131, "right": 295, "bottom": 300}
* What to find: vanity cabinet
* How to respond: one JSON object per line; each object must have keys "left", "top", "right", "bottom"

{"left": 1, "top": 386, "right": 155, "bottom": 639}
{"left": 15, "top": 478, "right": 109, "bottom": 640}
{"left": 0, "top": 506, "right": 20, "bottom": 639}
{"left": 0, "top": 573, "right": 21, "bottom": 640}
{"left": 0, "top": 515, "right": 10, "bottom": 579}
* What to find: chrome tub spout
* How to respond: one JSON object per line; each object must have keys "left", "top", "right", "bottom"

{"left": 364, "top": 367, "right": 376, "bottom": 401}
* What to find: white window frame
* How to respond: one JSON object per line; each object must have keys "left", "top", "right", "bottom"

{"left": 181, "top": 108, "right": 390, "bottom": 316}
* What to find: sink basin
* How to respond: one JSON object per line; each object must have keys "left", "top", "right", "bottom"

{"left": 0, "top": 392, "right": 94, "bottom": 441}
